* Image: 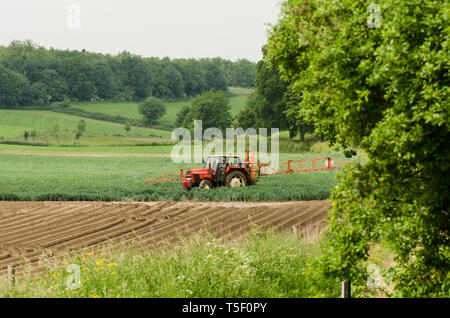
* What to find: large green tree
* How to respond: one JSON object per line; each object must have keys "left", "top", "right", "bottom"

{"left": 268, "top": 0, "right": 449, "bottom": 296}
{"left": 235, "top": 54, "right": 313, "bottom": 139}
{"left": 176, "top": 90, "right": 232, "bottom": 134}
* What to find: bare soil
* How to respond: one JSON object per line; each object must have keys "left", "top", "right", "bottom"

{"left": 0, "top": 201, "right": 331, "bottom": 271}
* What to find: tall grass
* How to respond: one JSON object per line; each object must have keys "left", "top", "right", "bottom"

{"left": 0, "top": 231, "right": 340, "bottom": 298}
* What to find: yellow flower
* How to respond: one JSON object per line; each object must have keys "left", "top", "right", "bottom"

{"left": 107, "top": 263, "right": 117, "bottom": 268}
{"left": 102, "top": 277, "right": 107, "bottom": 281}
{"left": 95, "top": 266, "right": 104, "bottom": 271}
{"left": 90, "top": 293, "right": 99, "bottom": 298}
{"left": 87, "top": 252, "right": 93, "bottom": 257}
{"left": 81, "top": 268, "right": 89, "bottom": 272}
{"left": 96, "top": 259, "right": 104, "bottom": 266}
{"left": 111, "top": 272, "right": 115, "bottom": 276}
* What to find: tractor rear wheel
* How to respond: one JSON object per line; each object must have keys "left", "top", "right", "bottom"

{"left": 199, "top": 179, "right": 212, "bottom": 189}
{"left": 225, "top": 171, "right": 247, "bottom": 188}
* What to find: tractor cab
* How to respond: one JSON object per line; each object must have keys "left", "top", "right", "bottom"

{"left": 203, "top": 155, "right": 243, "bottom": 170}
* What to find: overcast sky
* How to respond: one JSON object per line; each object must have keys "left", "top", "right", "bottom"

{"left": 0, "top": 0, "right": 282, "bottom": 62}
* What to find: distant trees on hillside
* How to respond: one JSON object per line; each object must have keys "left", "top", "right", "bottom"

{"left": 0, "top": 40, "right": 256, "bottom": 108}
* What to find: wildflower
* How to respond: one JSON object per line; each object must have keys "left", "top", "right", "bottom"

{"left": 87, "top": 252, "right": 93, "bottom": 257}
{"left": 96, "top": 259, "right": 104, "bottom": 266}
{"left": 111, "top": 272, "right": 115, "bottom": 276}
{"left": 81, "top": 268, "right": 89, "bottom": 272}
{"left": 90, "top": 293, "right": 99, "bottom": 298}
{"left": 95, "top": 266, "right": 104, "bottom": 271}
{"left": 107, "top": 263, "right": 117, "bottom": 268}
{"left": 102, "top": 277, "right": 107, "bottom": 281}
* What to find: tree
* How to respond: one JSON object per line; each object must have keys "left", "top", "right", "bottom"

{"left": 124, "top": 123, "right": 131, "bottom": 133}
{"left": 235, "top": 52, "right": 313, "bottom": 139}
{"left": 23, "top": 131, "right": 29, "bottom": 141}
{"left": 174, "top": 105, "right": 192, "bottom": 128}
{"left": 267, "top": 0, "right": 449, "bottom": 296}
{"left": 179, "top": 90, "right": 233, "bottom": 134}
{"left": 0, "top": 64, "right": 32, "bottom": 107}
{"left": 31, "top": 82, "right": 51, "bottom": 105}
{"left": 139, "top": 97, "right": 166, "bottom": 125}
{"left": 234, "top": 102, "right": 257, "bottom": 130}
{"left": 231, "top": 59, "right": 256, "bottom": 88}
{"left": 51, "top": 123, "right": 60, "bottom": 137}
{"left": 75, "top": 120, "right": 86, "bottom": 139}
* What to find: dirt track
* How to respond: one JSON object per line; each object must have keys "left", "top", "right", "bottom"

{"left": 0, "top": 201, "right": 331, "bottom": 271}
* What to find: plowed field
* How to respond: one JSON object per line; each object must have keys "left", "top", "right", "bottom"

{"left": 0, "top": 201, "right": 330, "bottom": 272}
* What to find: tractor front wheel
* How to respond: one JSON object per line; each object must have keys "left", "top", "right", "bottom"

{"left": 225, "top": 171, "right": 247, "bottom": 188}
{"left": 199, "top": 179, "right": 212, "bottom": 189}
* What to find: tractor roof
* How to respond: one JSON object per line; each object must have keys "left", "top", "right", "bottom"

{"left": 207, "top": 155, "right": 240, "bottom": 157}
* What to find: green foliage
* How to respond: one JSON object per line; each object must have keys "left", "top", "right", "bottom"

{"left": 23, "top": 131, "right": 29, "bottom": 141}
{"left": 0, "top": 232, "right": 339, "bottom": 298}
{"left": 124, "top": 123, "right": 131, "bottom": 133}
{"left": 268, "top": 0, "right": 449, "bottom": 296}
{"left": 175, "top": 105, "right": 192, "bottom": 128}
{"left": 51, "top": 123, "right": 60, "bottom": 137}
{"left": 0, "top": 41, "right": 256, "bottom": 107}
{"left": 139, "top": 97, "right": 167, "bottom": 125}
{"left": 234, "top": 101, "right": 257, "bottom": 130}
{"left": 0, "top": 64, "right": 32, "bottom": 107}
{"left": 235, "top": 55, "right": 313, "bottom": 139}
{"left": 75, "top": 120, "right": 86, "bottom": 139}
{"left": 178, "top": 90, "right": 233, "bottom": 134}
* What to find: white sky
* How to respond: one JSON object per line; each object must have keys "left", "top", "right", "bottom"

{"left": 0, "top": 0, "right": 283, "bottom": 62}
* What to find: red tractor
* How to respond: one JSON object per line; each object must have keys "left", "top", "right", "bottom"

{"left": 181, "top": 154, "right": 260, "bottom": 190}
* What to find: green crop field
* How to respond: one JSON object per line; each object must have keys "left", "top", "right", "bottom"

{"left": 0, "top": 110, "right": 172, "bottom": 140}
{"left": 0, "top": 152, "right": 346, "bottom": 202}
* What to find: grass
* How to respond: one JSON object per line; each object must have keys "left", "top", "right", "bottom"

{"left": 71, "top": 95, "right": 249, "bottom": 130}
{"left": 229, "top": 86, "right": 254, "bottom": 96}
{"left": 0, "top": 231, "right": 340, "bottom": 298}
{"left": 0, "top": 110, "right": 172, "bottom": 139}
{"left": 0, "top": 152, "right": 346, "bottom": 202}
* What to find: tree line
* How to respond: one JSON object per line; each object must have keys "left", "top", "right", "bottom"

{"left": 0, "top": 40, "right": 256, "bottom": 107}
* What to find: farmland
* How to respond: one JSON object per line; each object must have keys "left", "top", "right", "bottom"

{"left": 0, "top": 110, "right": 171, "bottom": 140}
{"left": 0, "top": 201, "right": 337, "bottom": 298}
{"left": 0, "top": 87, "right": 362, "bottom": 298}
{"left": 71, "top": 93, "right": 250, "bottom": 130}
{"left": 0, "top": 152, "right": 344, "bottom": 202}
